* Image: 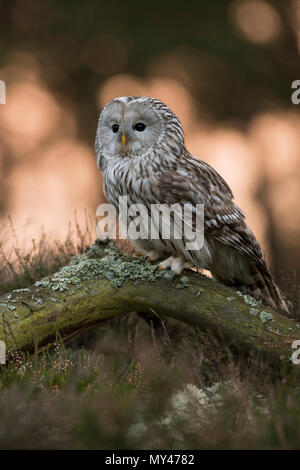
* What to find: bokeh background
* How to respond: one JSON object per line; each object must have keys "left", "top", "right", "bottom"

{"left": 0, "top": 0, "right": 300, "bottom": 281}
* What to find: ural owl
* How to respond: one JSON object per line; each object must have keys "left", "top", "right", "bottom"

{"left": 96, "top": 96, "right": 288, "bottom": 314}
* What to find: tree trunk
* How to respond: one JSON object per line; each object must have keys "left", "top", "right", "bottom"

{"left": 0, "top": 240, "right": 299, "bottom": 367}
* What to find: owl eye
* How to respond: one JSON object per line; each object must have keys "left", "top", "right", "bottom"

{"left": 134, "top": 123, "right": 146, "bottom": 132}
{"left": 112, "top": 124, "right": 119, "bottom": 133}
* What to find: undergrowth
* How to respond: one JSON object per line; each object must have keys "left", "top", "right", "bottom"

{"left": 0, "top": 219, "right": 300, "bottom": 449}
{"left": 0, "top": 213, "right": 94, "bottom": 296}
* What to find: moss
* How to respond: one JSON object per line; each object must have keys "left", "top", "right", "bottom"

{"left": 196, "top": 288, "right": 204, "bottom": 297}
{"left": 266, "top": 326, "right": 280, "bottom": 333}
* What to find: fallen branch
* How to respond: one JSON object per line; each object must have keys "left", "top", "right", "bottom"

{"left": 0, "top": 240, "right": 299, "bottom": 367}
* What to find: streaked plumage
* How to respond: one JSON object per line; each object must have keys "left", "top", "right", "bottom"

{"left": 96, "top": 96, "right": 289, "bottom": 314}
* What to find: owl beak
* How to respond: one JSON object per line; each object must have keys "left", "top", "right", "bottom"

{"left": 121, "top": 133, "right": 127, "bottom": 146}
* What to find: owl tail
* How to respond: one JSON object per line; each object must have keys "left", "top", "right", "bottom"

{"left": 213, "top": 261, "right": 289, "bottom": 315}
{"left": 236, "top": 264, "right": 289, "bottom": 315}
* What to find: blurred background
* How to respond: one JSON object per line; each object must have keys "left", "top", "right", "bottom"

{"left": 0, "top": 0, "right": 299, "bottom": 281}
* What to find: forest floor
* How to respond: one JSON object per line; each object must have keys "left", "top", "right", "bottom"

{"left": 0, "top": 219, "right": 300, "bottom": 450}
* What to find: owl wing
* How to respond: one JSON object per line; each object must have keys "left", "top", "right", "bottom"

{"left": 156, "top": 154, "right": 269, "bottom": 276}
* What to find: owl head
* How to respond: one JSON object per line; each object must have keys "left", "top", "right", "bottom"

{"left": 96, "top": 96, "right": 184, "bottom": 170}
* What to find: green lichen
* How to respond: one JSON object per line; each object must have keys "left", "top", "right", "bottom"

{"left": 35, "top": 243, "right": 176, "bottom": 292}
{"left": 260, "top": 311, "right": 274, "bottom": 323}
{"left": 238, "top": 292, "right": 261, "bottom": 308}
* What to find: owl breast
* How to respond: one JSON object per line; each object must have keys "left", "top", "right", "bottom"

{"left": 103, "top": 158, "right": 146, "bottom": 208}
{"left": 103, "top": 156, "right": 165, "bottom": 254}
{"left": 102, "top": 155, "right": 213, "bottom": 268}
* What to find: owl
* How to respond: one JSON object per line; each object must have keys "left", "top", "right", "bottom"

{"left": 96, "top": 96, "right": 288, "bottom": 314}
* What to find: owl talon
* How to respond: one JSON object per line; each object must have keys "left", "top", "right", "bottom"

{"left": 140, "top": 250, "right": 164, "bottom": 262}
{"left": 158, "top": 256, "right": 175, "bottom": 270}
{"left": 171, "top": 258, "right": 185, "bottom": 275}
{"left": 158, "top": 256, "right": 192, "bottom": 274}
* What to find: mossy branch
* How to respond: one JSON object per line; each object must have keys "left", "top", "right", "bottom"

{"left": 0, "top": 240, "right": 299, "bottom": 367}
